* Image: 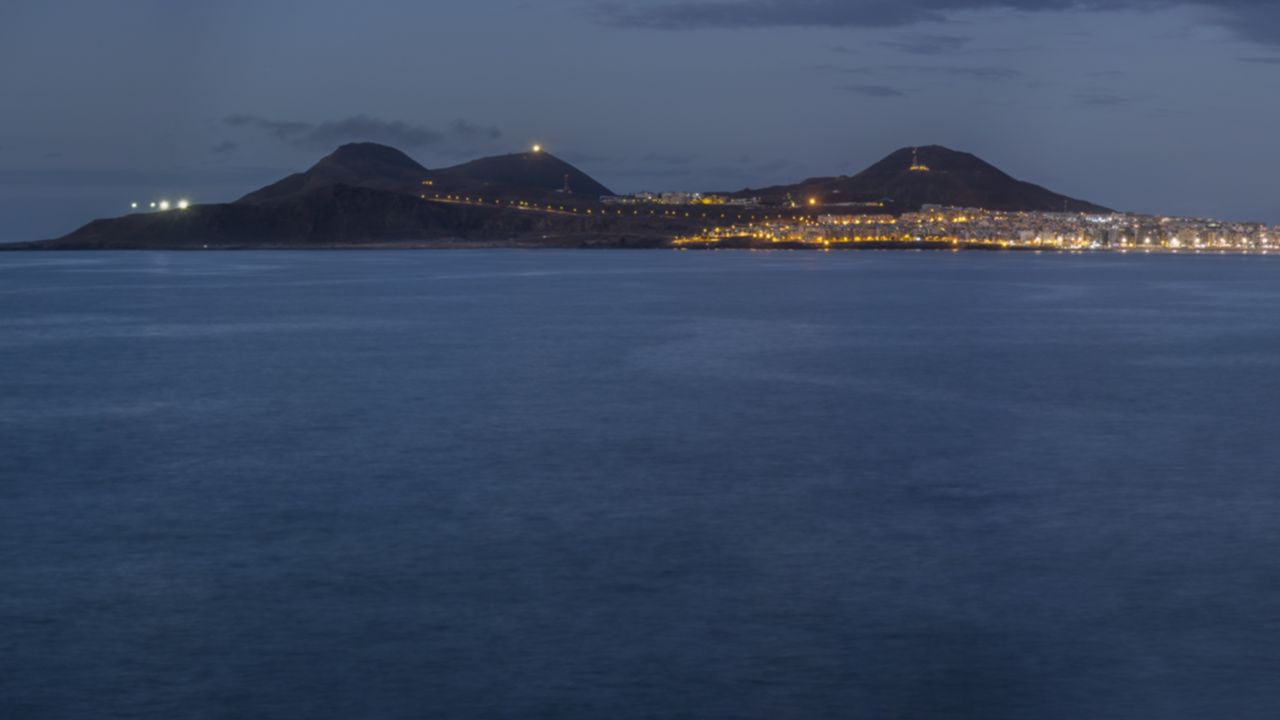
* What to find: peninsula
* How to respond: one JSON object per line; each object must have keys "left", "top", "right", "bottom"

{"left": 11, "top": 143, "right": 1275, "bottom": 252}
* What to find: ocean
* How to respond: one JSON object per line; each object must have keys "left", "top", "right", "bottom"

{"left": 3, "top": 250, "right": 1279, "bottom": 719}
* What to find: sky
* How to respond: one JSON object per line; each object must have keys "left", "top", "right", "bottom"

{"left": 1, "top": 0, "right": 1278, "bottom": 241}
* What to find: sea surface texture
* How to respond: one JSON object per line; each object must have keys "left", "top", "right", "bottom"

{"left": 3, "top": 250, "right": 1279, "bottom": 719}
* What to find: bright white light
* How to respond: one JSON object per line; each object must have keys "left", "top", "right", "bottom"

{"left": 531, "top": 144, "right": 542, "bottom": 153}
{"left": 158, "top": 200, "right": 171, "bottom": 211}
{"left": 177, "top": 199, "right": 190, "bottom": 210}
{"left": 131, "top": 202, "right": 139, "bottom": 209}
{"left": 150, "top": 202, "right": 157, "bottom": 209}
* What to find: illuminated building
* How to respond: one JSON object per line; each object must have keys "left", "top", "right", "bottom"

{"left": 908, "top": 147, "right": 931, "bottom": 172}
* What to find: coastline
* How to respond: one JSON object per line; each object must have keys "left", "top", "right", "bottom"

{"left": 2, "top": 239, "right": 1274, "bottom": 255}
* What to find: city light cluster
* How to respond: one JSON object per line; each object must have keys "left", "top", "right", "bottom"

{"left": 675, "top": 206, "right": 1278, "bottom": 253}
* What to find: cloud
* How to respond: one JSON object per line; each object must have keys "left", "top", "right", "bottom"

{"left": 1073, "top": 90, "right": 1137, "bottom": 108}
{"left": 600, "top": 152, "right": 701, "bottom": 177}
{"left": 944, "top": 66, "right": 1021, "bottom": 79}
{"left": 595, "top": 0, "right": 956, "bottom": 29}
{"left": 210, "top": 140, "right": 239, "bottom": 155}
{"left": 641, "top": 151, "right": 699, "bottom": 165}
{"left": 750, "top": 158, "right": 794, "bottom": 173}
{"left": 815, "top": 63, "right": 1021, "bottom": 80}
{"left": 223, "top": 114, "right": 311, "bottom": 140}
{"left": 559, "top": 150, "right": 618, "bottom": 164}
{"left": 448, "top": 119, "right": 502, "bottom": 141}
{"left": 299, "top": 116, "right": 444, "bottom": 148}
{"left": 1237, "top": 55, "right": 1280, "bottom": 63}
{"left": 607, "top": 167, "right": 694, "bottom": 178}
{"left": 0, "top": 166, "right": 288, "bottom": 188}
{"left": 882, "top": 34, "right": 971, "bottom": 55}
{"left": 844, "top": 84, "right": 908, "bottom": 97}
{"left": 223, "top": 114, "right": 501, "bottom": 149}
{"left": 594, "top": 1, "right": 1280, "bottom": 45}
{"left": 1209, "top": 3, "right": 1280, "bottom": 45}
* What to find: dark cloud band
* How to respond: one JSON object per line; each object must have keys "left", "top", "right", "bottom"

{"left": 595, "top": 0, "right": 1280, "bottom": 45}
{"left": 222, "top": 114, "right": 501, "bottom": 149}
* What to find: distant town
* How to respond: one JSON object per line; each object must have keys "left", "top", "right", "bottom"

{"left": 668, "top": 204, "right": 1278, "bottom": 253}
{"left": 423, "top": 145, "right": 1279, "bottom": 253}
{"left": 427, "top": 187, "right": 1278, "bottom": 254}
{"left": 20, "top": 142, "right": 1280, "bottom": 252}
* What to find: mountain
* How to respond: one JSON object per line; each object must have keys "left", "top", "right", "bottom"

{"left": 736, "top": 145, "right": 1109, "bottom": 213}
{"left": 436, "top": 151, "right": 614, "bottom": 197}
{"left": 238, "top": 144, "right": 614, "bottom": 204}
{"left": 23, "top": 143, "right": 670, "bottom": 249}
{"left": 31, "top": 184, "right": 678, "bottom": 249}
{"left": 37, "top": 185, "right": 464, "bottom": 248}
{"left": 237, "top": 142, "right": 431, "bottom": 204}
{"left": 17, "top": 142, "right": 1112, "bottom": 249}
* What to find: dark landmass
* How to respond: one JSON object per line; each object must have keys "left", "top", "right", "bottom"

{"left": 732, "top": 146, "right": 1109, "bottom": 214}
{"left": 435, "top": 152, "right": 615, "bottom": 198}
{"left": 236, "top": 143, "right": 432, "bottom": 204}
{"left": 24, "top": 185, "right": 689, "bottom": 250}
{"left": 12, "top": 143, "right": 1111, "bottom": 250}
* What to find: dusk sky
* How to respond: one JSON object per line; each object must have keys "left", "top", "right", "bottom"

{"left": 2, "top": 0, "right": 1278, "bottom": 241}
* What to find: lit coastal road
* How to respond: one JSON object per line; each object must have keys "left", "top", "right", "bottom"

{"left": 421, "top": 193, "right": 772, "bottom": 224}
{"left": 423, "top": 195, "right": 586, "bottom": 217}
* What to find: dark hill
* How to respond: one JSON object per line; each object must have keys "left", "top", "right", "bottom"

{"left": 738, "top": 145, "right": 1109, "bottom": 213}
{"left": 30, "top": 184, "right": 687, "bottom": 249}
{"left": 27, "top": 143, "right": 652, "bottom": 249}
{"left": 436, "top": 151, "right": 614, "bottom": 197}
{"left": 237, "top": 142, "right": 431, "bottom": 204}
{"left": 20, "top": 142, "right": 1113, "bottom": 250}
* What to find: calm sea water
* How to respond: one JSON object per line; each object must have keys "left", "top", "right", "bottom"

{"left": 2, "top": 250, "right": 1279, "bottom": 719}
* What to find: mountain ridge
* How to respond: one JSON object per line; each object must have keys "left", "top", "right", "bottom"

{"left": 236, "top": 142, "right": 432, "bottom": 204}
{"left": 18, "top": 142, "right": 1113, "bottom": 249}
{"left": 436, "top": 151, "right": 615, "bottom": 197}
{"left": 734, "top": 145, "right": 1110, "bottom": 213}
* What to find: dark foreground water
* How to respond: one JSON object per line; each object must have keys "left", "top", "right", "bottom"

{"left": 2, "top": 250, "right": 1279, "bottom": 719}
